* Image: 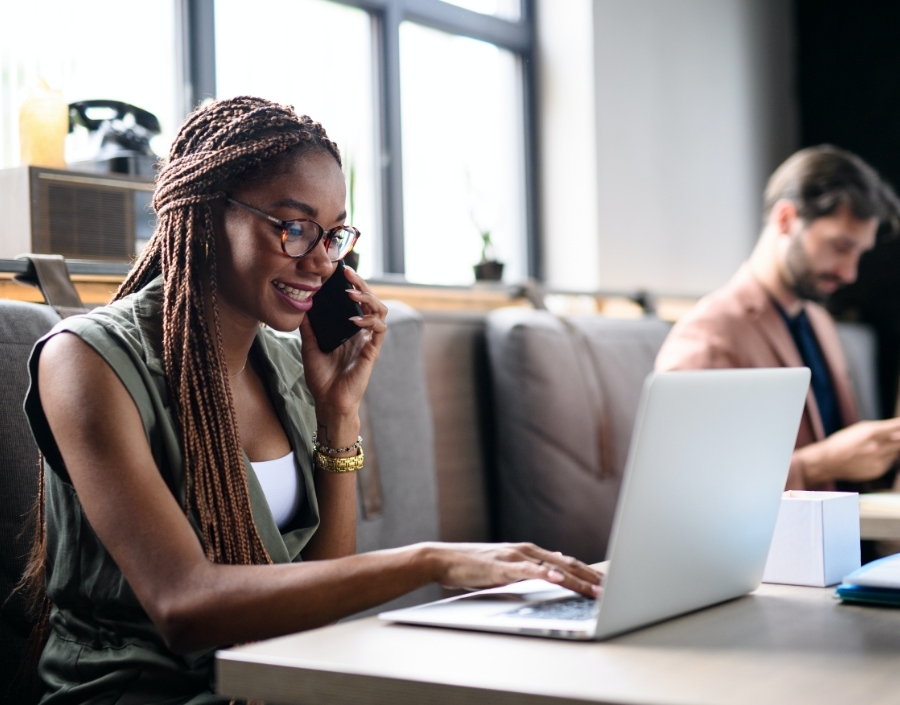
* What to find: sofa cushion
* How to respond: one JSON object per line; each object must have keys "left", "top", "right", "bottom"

{"left": 486, "top": 308, "right": 671, "bottom": 562}
{"left": 352, "top": 301, "right": 441, "bottom": 614}
{"left": 421, "top": 311, "right": 494, "bottom": 544}
{"left": 835, "top": 321, "right": 879, "bottom": 421}
{"left": 0, "top": 300, "right": 61, "bottom": 698}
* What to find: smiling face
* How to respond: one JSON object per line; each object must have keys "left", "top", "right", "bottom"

{"left": 214, "top": 149, "right": 347, "bottom": 332}
{"left": 776, "top": 204, "right": 878, "bottom": 303}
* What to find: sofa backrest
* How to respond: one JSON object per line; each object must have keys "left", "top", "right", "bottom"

{"left": 421, "top": 311, "right": 496, "bottom": 544}
{"left": 0, "top": 282, "right": 885, "bottom": 629}
{"left": 0, "top": 300, "right": 61, "bottom": 702}
{"left": 351, "top": 301, "right": 442, "bottom": 614}
{"left": 835, "top": 321, "right": 880, "bottom": 421}
{"left": 485, "top": 308, "right": 672, "bottom": 562}
{"left": 484, "top": 308, "right": 882, "bottom": 563}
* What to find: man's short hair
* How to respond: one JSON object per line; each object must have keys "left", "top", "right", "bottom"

{"left": 763, "top": 145, "right": 900, "bottom": 241}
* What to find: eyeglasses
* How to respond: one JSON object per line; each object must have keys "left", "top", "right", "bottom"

{"left": 226, "top": 197, "right": 360, "bottom": 261}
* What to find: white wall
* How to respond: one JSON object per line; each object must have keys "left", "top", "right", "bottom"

{"left": 536, "top": 0, "right": 601, "bottom": 292}
{"left": 538, "top": 0, "right": 798, "bottom": 295}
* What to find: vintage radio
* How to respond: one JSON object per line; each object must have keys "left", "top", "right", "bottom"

{"left": 0, "top": 166, "right": 156, "bottom": 261}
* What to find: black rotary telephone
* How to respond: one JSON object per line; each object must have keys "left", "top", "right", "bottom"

{"left": 68, "top": 100, "right": 162, "bottom": 175}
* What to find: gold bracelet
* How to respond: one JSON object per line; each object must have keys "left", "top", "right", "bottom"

{"left": 314, "top": 446, "right": 364, "bottom": 473}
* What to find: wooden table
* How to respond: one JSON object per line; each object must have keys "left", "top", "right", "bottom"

{"left": 859, "top": 493, "right": 900, "bottom": 541}
{"left": 216, "top": 583, "right": 900, "bottom": 705}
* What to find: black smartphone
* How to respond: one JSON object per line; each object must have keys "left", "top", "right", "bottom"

{"left": 307, "top": 260, "right": 364, "bottom": 353}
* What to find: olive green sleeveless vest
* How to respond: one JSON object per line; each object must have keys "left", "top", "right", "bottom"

{"left": 25, "top": 278, "right": 320, "bottom": 704}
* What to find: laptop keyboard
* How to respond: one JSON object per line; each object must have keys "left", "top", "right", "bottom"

{"left": 504, "top": 596, "right": 597, "bottom": 621}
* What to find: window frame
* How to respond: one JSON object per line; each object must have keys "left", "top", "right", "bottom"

{"left": 183, "top": 0, "right": 539, "bottom": 279}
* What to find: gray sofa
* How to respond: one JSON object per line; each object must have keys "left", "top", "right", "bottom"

{"left": 425, "top": 307, "right": 880, "bottom": 566}
{"left": 0, "top": 286, "right": 882, "bottom": 694}
{"left": 0, "top": 300, "right": 62, "bottom": 700}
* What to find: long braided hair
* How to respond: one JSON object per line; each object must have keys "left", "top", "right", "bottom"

{"left": 117, "top": 96, "right": 340, "bottom": 565}
{"left": 21, "top": 97, "right": 341, "bottom": 688}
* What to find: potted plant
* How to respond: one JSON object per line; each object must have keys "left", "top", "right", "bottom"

{"left": 473, "top": 229, "right": 504, "bottom": 281}
{"left": 466, "top": 172, "right": 503, "bottom": 282}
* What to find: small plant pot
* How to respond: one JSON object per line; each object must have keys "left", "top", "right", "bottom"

{"left": 473, "top": 260, "right": 504, "bottom": 281}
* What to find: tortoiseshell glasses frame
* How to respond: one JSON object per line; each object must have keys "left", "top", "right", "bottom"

{"left": 226, "top": 197, "right": 360, "bottom": 262}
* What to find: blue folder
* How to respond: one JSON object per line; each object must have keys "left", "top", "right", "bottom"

{"left": 835, "top": 583, "right": 900, "bottom": 607}
{"left": 836, "top": 553, "right": 900, "bottom": 606}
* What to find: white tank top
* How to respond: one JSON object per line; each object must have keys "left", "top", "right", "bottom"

{"left": 249, "top": 451, "right": 303, "bottom": 529}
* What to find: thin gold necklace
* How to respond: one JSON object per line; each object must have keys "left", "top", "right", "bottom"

{"left": 229, "top": 358, "right": 248, "bottom": 379}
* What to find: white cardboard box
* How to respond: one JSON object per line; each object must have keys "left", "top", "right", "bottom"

{"left": 762, "top": 491, "right": 860, "bottom": 587}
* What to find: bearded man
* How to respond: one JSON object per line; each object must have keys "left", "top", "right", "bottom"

{"left": 656, "top": 145, "right": 900, "bottom": 490}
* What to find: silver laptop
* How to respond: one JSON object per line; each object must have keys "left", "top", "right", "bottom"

{"left": 380, "top": 368, "right": 810, "bottom": 640}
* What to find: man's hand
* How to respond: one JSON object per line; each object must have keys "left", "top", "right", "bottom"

{"left": 797, "top": 418, "right": 900, "bottom": 485}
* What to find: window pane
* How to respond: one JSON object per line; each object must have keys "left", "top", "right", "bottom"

{"left": 215, "top": 0, "right": 380, "bottom": 278}
{"left": 0, "top": 0, "right": 179, "bottom": 169}
{"left": 440, "top": 0, "right": 521, "bottom": 21}
{"left": 400, "top": 22, "right": 526, "bottom": 285}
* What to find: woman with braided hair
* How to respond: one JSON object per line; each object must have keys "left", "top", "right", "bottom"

{"left": 22, "top": 97, "right": 601, "bottom": 703}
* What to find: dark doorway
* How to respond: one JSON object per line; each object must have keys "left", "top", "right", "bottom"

{"left": 796, "top": 0, "right": 900, "bottom": 417}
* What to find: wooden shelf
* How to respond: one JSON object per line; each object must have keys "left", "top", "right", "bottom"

{"left": 0, "top": 261, "right": 697, "bottom": 319}
{"left": 0, "top": 272, "right": 123, "bottom": 306}
{"left": 373, "top": 283, "right": 530, "bottom": 312}
{"left": 0, "top": 272, "right": 533, "bottom": 312}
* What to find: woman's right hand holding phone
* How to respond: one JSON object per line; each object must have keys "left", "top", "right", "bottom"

{"left": 299, "top": 265, "right": 387, "bottom": 428}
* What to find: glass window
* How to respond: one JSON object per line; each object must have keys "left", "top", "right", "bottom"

{"left": 0, "top": 0, "right": 179, "bottom": 170}
{"left": 215, "top": 0, "right": 380, "bottom": 278}
{"left": 440, "top": 0, "right": 521, "bottom": 22}
{"left": 399, "top": 21, "right": 526, "bottom": 285}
